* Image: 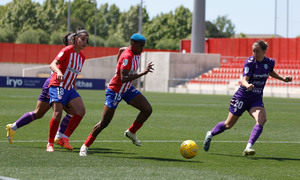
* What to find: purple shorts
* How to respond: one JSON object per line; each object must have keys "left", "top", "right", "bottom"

{"left": 105, "top": 86, "right": 141, "bottom": 109}
{"left": 228, "top": 97, "right": 264, "bottom": 116}
{"left": 38, "top": 77, "right": 51, "bottom": 103}
{"left": 49, "top": 86, "right": 80, "bottom": 106}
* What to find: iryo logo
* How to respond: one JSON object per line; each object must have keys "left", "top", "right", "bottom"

{"left": 6, "top": 77, "right": 23, "bottom": 87}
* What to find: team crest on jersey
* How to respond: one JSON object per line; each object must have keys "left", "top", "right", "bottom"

{"left": 58, "top": 52, "right": 64, "bottom": 57}
{"left": 123, "top": 59, "right": 128, "bottom": 66}
{"left": 264, "top": 64, "right": 268, "bottom": 69}
{"left": 244, "top": 67, "right": 249, "bottom": 74}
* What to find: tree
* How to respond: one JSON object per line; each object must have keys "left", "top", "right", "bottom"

{"left": 104, "top": 33, "right": 127, "bottom": 47}
{"left": 16, "top": 29, "right": 40, "bottom": 44}
{"left": 143, "top": 6, "right": 192, "bottom": 49}
{"left": 105, "top": 4, "right": 121, "bottom": 37}
{"left": 1, "top": 0, "right": 40, "bottom": 34}
{"left": 143, "top": 13, "right": 170, "bottom": 48}
{"left": 172, "top": 5, "right": 192, "bottom": 39}
{"left": 49, "top": 31, "right": 65, "bottom": 45}
{"left": 205, "top": 21, "right": 223, "bottom": 38}
{"left": 117, "top": 5, "right": 149, "bottom": 42}
{"left": 0, "top": 27, "right": 16, "bottom": 43}
{"left": 155, "top": 38, "right": 179, "bottom": 50}
{"left": 213, "top": 15, "right": 235, "bottom": 37}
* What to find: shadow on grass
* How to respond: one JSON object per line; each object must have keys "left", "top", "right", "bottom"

{"left": 73, "top": 147, "right": 136, "bottom": 156}
{"left": 212, "top": 153, "right": 300, "bottom": 162}
{"left": 129, "top": 156, "right": 203, "bottom": 163}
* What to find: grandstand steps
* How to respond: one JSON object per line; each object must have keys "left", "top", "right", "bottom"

{"left": 169, "top": 63, "right": 300, "bottom": 98}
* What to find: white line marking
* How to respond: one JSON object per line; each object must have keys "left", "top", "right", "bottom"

{"left": 0, "top": 176, "right": 19, "bottom": 180}
{"left": 0, "top": 140, "right": 299, "bottom": 144}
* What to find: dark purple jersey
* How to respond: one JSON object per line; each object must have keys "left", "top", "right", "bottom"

{"left": 233, "top": 56, "right": 275, "bottom": 100}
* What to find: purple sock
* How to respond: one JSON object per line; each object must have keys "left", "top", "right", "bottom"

{"left": 15, "top": 112, "right": 36, "bottom": 128}
{"left": 248, "top": 124, "right": 263, "bottom": 145}
{"left": 211, "top": 121, "right": 226, "bottom": 136}
{"left": 58, "top": 114, "right": 72, "bottom": 134}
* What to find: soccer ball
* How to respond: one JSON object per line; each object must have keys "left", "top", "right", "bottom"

{"left": 180, "top": 140, "right": 198, "bottom": 159}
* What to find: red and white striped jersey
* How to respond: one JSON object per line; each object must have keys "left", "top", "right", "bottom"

{"left": 108, "top": 47, "right": 140, "bottom": 94}
{"left": 49, "top": 45, "right": 85, "bottom": 90}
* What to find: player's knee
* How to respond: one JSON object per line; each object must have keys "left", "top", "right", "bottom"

{"left": 224, "top": 123, "right": 233, "bottom": 129}
{"left": 143, "top": 105, "right": 152, "bottom": 117}
{"left": 34, "top": 112, "right": 45, "bottom": 119}
{"left": 76, "top": 108, "right": 86, "bottom": 117}
{"left": 32, "top": 109, "right": 47, "bottom": 119}
{"left": 259, "top": 117, "right": 267, "bottom": 126}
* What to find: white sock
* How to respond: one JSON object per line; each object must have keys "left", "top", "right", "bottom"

{"left": 11, "top": 122, "right": 18, "bottom": 131}
{"left": 55, "top": 132, "right": 63, "bottom": 140}
{"left": 246, "top": 143, "right": 252, "bottom": 149}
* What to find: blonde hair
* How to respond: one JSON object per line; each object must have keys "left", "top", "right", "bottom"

{"left": 253, "top": 40, "right": 269, "bottom": 51}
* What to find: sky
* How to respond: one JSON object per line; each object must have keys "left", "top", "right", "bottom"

{"left": 1, "top": 0, "right": 300, "bottom": 38}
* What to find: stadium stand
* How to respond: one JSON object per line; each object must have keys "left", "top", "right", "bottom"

{"left": 187, "top": 56, "right": 300, "bottom": 88}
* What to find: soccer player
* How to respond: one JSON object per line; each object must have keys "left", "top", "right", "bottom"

{"left": 79, "top": 33, "right": 154, "bottom": 156}
{"left": 46, "top": 28, "right": 89, "bottom": 152}
{"left": 203, "top": 40, "right": 292, "bottom": 156}
{"left": 6, "top": 33, "right": 75, "bottom": 144}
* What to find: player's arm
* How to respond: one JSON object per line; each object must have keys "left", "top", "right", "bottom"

{"left": 73, "top": 79, "right": 77, "bottom": 90}
{"left": 50, "top": 59, "right": 64, "bottom": 82}
{"left": 241, "top": 76, "right": 254, "bottom": 90}
{"left": 120, "top": 62, "right": 154, "bottom": 83}
{"left": 269, "top": 70, "right": 292, "bottom": 82}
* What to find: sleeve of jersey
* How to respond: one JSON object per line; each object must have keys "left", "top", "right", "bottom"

{"left": 271, "top": 59, "right": 275, "bottom": 72}
{"left": 243, "top": 59, "right": 253, "bottom": 77}
{"left": 120, "top": 54, "right": 132, "bottom": 71}
{"left": 55, "top": 47, "right": 68, "bottom": 63}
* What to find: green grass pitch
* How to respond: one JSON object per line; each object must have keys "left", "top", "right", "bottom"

{"left": 0, "top": 88, "right": 299, "bottom": 179}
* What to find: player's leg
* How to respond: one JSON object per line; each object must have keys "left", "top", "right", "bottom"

{"left": 243, "top": 106, "right": 266, "bottom": 156}
{"left": 54, "top": 114, "right": 72, "bottom": 144}
{"left": 80, "top": 89, "right": 120, "bottom": 156}
{"left": 47, "top": 101, "right": 63, "bottom": 152}
{"left": 203, "top": 112, "right": 239, "bottom": 151}
{"left": 55, "top": 93, "right": 85, "bottom": 151}
{"left": 6, "top": 100, "right": 51, "bottom": 144}
{"left": 80, "top": 105, "right": 115, "bottom": 156}
{"left": 54, "top": 106, "right": 75, "bottom": 143}
{"left": 124, "top": 92, "right": 152, "bottom": 146}
{"left": 127, "top": 93, "right": 152, "bottom": 130}
{"left": 63, "top": 96, "right": 85, "bottom": 138}
{"left": 204, "top": 97, "right": 246, "bottom": 152}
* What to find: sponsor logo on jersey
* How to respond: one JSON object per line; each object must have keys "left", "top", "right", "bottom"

{"left": 244, "top": 67, "right": 249, "bottom": 74}
{"left": 58, "top": 52, "right": 64, "bottom": 57}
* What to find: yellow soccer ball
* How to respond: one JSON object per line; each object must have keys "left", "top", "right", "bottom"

{"left": 180, "top": 140, "right": 198, "bottom": 159}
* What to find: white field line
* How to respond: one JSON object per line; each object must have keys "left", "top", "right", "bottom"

{"left": 0, "top": 176, "right": 19, "bottom": 180}
{"left": 0, "top": 140, "right": 300, "bottom": 144}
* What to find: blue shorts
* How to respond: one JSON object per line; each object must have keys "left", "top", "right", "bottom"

{"left": 105, "top": 86, "right": 141, "bottom": 109}
{"left": 49, "top": 86, "right": 80, "bottom": 106}
{"left": 38, "top": 77, "right": 51, "bottom": 103}
{"left": 228, "top": 97, "right": 264, "bottom": 116}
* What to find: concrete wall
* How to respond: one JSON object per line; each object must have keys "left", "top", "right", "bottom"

{"left": 142, "top": 52, "right": 220, "bottom": 92}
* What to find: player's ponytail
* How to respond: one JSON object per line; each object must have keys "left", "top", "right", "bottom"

{"left": 63, "top": 33, "right": 75, "bottom": 46}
